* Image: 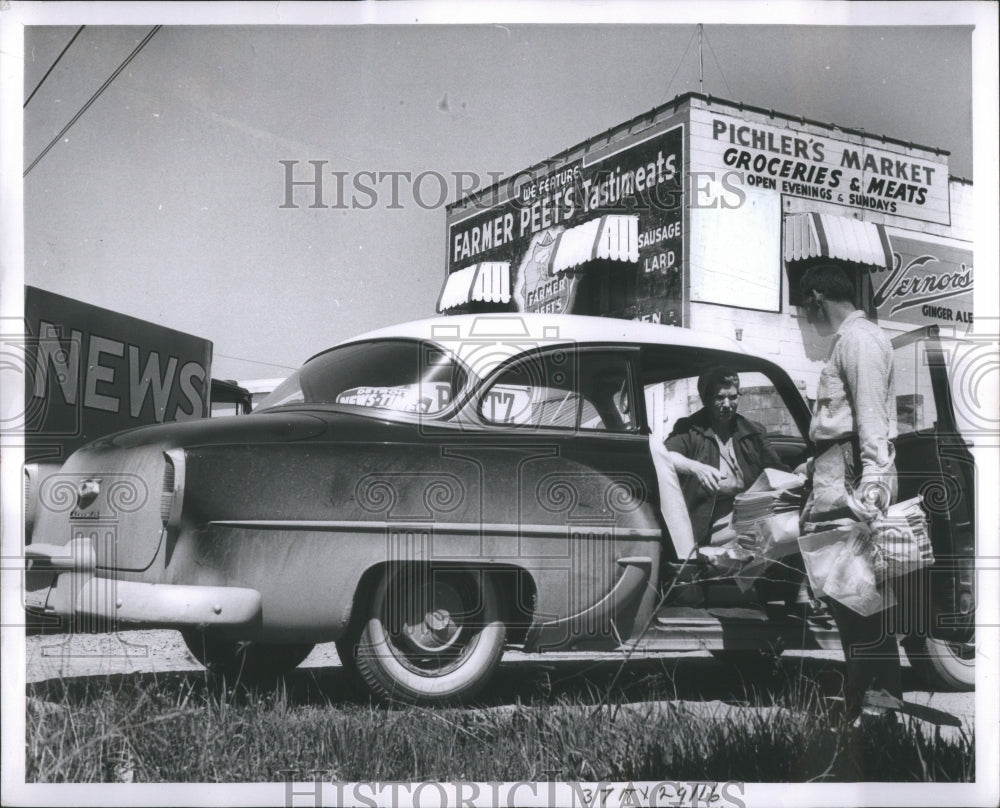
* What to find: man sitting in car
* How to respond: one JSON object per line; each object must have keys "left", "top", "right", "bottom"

{"left": 664, "top": 366, "right": 788, "bottom": 546}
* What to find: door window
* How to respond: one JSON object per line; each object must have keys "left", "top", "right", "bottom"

{"left": 647, "top": 372, "right": 801, "bottom": 439}
{"left": 644, "top": 369, "right": 808, "bottom": 470}
{"left": 893, "top": 340, "right": 940, "bottom": 434}
{"left": 479, "top": 350, "right": 636, "bottom": 432}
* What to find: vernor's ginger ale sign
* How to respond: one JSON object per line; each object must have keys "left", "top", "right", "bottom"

{"left": 871, "top": 235, "right": 973, "bottom": 329}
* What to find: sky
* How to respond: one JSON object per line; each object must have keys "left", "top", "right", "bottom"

{"left": 6, "top": 4, "right": 995, "bottom": 384}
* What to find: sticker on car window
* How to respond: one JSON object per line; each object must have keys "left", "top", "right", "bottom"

{"left": 335, "top": 383, "right": 452, "bottom": 414}
{"left": 480, "top": 384, "right": 535, "bottom": 425}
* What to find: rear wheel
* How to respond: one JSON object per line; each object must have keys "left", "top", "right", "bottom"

{"left": 334, "top": 633, "right": 368, "bottom": 695}
{"left": 335, "top": 637, "right": 359, "bottom": 677}
{"left": 181, "top": 630, "right": 314, "bottom": 684}
{"left": 902, "top": 636, "right": 975, "bottom": 692}
{"left": 354, "top": 567, "right": 505, "bottom": 705}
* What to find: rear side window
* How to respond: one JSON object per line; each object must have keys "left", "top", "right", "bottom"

{"left": 479, "top": 350, "right": 636, "bottom": 432}
{"left": 257, "top": 340, "right": 468, "bottom": 416}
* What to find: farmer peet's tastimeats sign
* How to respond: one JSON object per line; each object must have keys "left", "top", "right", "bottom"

{"left": 23, "top": 286, "right": 211, "bottom": 462}
{"left": 447, "top": 121, "right": 685, "bottom": 325}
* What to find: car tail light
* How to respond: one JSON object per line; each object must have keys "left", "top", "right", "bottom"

{"left": 23, "top": 462, "right": 50, "bottom": 543}
{"left": 161, "top": 450, "right": 185, "bottom": 529}
{"left": 160, "top": 458, "right": 174, "bottom": 524}
{"left": 24, "top": 465, "right": 34, "bottom": 539}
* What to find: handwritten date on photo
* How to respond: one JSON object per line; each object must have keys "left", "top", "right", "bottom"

{"left": 575, "top": 781, "right": 746, "bottom": 808}
{"left": 281, "top": 776, "right": 747, "bottom": 808}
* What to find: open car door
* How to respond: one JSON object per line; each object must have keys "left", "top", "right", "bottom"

{"left": 891, "top": 325, "right": 976, "bottom": 690}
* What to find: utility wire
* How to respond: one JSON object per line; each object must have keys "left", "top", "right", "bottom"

{"left": 659, "top": 26, "right": 699, "bottom": 104}
{"left": 24, "top": 25, "right": 86, "bottom": 108}
{"left": 24, "top": 25, "right": 161, "bottom": 178}
{"left": 698, "top": 23, "right": 704, "bottom": 93}
{"left": 703, "top": 27, "right": 735, "bottom": 99}
{"left": 213, "top": 353, "right": 298, "bottom": 372}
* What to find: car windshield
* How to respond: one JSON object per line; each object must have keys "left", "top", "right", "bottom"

{"left": 256, "top": 339, "right": 469, "bottom": 417}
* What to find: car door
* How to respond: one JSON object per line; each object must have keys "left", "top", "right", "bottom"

{"left": 891, "top": 325, "right": 975, "bottom": 643}
{"left": 471, "top": 345, "right": 664, "bottom": 651}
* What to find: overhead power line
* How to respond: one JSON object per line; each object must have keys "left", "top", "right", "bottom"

{"left": 24, "top": 25, "right": 161, "bottom": 178}
{"left": 660, "top": 26, "right": 699, "bottom": 104}
{"left": 660, "top": 25, "right": 735, "bottom": 104}
{"left": 213, "top": 353, "right": 298, "bottom": 372}
{"left": 24, "top": 25, "right": 86, "bottom": 108}
{"left": 702, "top": 27, "right": 735, "bottom": 99}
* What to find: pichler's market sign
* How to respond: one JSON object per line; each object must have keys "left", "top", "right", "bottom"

{"left": 692, "top": 108, "right": 950, "bottom": 226}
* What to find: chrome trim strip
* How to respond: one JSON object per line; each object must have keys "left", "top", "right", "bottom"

{"left": 207, "top": 519, "right": 663, "bottom": 538}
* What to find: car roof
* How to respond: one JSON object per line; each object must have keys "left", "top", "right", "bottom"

{"left": 333, "top": 313, "right": 744, "bottom": 352}
{"left": 316, "top": 313, "right": 748, "bottom": 381}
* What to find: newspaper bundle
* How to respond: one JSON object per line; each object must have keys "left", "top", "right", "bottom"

{"left": 869, "top": 495, "right": 934, "bottom": 581}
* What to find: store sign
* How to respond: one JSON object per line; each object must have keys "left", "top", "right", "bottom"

{"left": 515, "top": 230, "right": 581, "bottom": 314}
{"left": 22, "top": 287, "right": 212, "bottom": 462}
{"left": 871, "top": 236, "right": 973, "bottom": 329}
{"left": 694, "top": 109, "right": 950, "bottom": 226}
{"left": 446, "top": 122, "right": 685, "bottom": 324}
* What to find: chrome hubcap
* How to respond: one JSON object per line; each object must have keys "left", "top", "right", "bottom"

{"left": 396, "top": 580, "right": 465, "bottom": 657}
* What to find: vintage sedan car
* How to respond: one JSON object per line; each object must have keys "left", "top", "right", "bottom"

{"left": 25, "top": 314, "right": 975, "bottom": 703}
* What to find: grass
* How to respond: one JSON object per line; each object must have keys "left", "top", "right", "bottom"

{"left": 25, "top": 657, "right": 974, "bottom": 783}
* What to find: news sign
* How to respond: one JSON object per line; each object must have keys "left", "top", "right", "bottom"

{"left": 22, "top": 286, "right": 212, "bottom": 461}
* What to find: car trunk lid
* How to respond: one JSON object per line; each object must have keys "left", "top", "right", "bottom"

{"left": 30, "top": 444, "right": 172, "bottom": 572}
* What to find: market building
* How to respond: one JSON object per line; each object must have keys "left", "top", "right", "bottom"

{"left": 438, "top": 92, "right": 973, "bottom": 431}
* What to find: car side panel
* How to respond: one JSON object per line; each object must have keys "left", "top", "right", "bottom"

{"left": 166, "top": 430, "right": 663, "bottom": 645}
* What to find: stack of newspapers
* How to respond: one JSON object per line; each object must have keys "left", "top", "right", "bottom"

{"left": 729, "top": 469, "right": 807, "bottom": 590}
{"left": 870, "top": 496, "right": 934, "bottom": 580}
{"left": 733, "top": 468, "right": 806, "bottom": 541}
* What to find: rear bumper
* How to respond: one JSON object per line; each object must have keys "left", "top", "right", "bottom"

{"left": 25, "top": 539, "right": 262, "bottom": 628}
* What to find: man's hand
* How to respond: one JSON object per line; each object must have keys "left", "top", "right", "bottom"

{"left": 689, "top": 460, "right": 724, "bottom": 493}
{"left": 665, "top": 450, "right": 723, "bottom": 492}
{"left": 849, "top": 474, "right": 891, "bottom": 520}
{"left": 793, "top": 457, "right": 815, "bottom": 478}
{"left": 709, "top": 513, "right": 737, "bottom": 545}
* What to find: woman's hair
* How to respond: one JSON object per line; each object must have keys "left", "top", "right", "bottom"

{"left": 697, "top": 366, "right": 740, "bottom": 405}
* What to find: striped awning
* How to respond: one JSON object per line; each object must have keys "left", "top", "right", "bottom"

{"left": 437, "top": 262, "right": 511, "bottom": 312}
{"left": 551, "top": 215, "right": 639, "bottom": 274}
{"left": 783, "top": 212, "right": 893, "bottom": 268}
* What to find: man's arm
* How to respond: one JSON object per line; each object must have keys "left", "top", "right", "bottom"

{"left": 664, "top": 426, "right": 724, "bottom": 492}
{"left": 839, "top": 328, "right": 895, "bottom": 508}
